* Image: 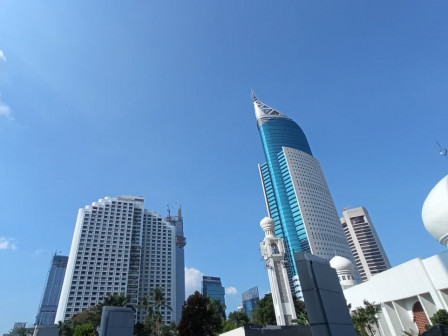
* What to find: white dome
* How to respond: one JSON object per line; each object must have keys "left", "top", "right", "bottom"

{"left": 422, "top": 175, "right": 448, "bottom": 246}
{"left": 260, "top": 217, "right": 275, "bottom": 233}
{"left": 330, "top": 256, "right": 354, "bottom": 273}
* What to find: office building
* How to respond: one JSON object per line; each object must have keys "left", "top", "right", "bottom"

{"left": 254, "top": 94, "right": 356, "bottom": 297}
{"left": 341, "top": 207, "right": 391, "bottom": 281}
{"left": 241, "top": 287, "right": 259, "bottom": 320}
{"left": 35, "top": 254, "right": 68, "bottom": 325}
{"left": 202, "top": 276, "right": 225, "bottom": 306}
{"left": 55, "top": 196, "right": 185, "bottom": 324}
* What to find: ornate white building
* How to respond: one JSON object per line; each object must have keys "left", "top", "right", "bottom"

{"left": 259, "top": 217, "right": 297, "bottom": 325}
{"left": 342, "top": 174, "right": 448, "bottom": 335}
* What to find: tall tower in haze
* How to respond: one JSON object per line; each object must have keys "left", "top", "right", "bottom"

{"left": 166, "top": 207, "right": 186, "bottom": 322}
{"left": 254, "top": 93, "right": 356, "bottom": 297}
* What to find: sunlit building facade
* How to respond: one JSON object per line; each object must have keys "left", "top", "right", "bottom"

{"left": 341, "top": 207, "right": 390, "bottom": 281}
{"left": 55, "top": 196, "right": 184, "bottom": 324}
{"left": 254, "top": 94, "right": 357, "bottom": 297}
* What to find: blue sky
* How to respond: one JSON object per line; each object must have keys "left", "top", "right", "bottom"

{"left": 1, "top": 0, "right": 448, "bottom": 332}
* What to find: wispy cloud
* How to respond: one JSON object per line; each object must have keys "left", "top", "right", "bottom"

{"left": 0, "top": 50, "right": 6, "bottom": 63}
{"left": 34, "top": 249, "right": 51, "bottom": 257}
{"left": 225, "top": 287, "right": 238, "bottom": 295}
{"left": 185, "top": 267, "right": 204, "bottom": 296}
{"left": 0, "top": 237, "right": 17, "bottom": 250}
{"left": 0, "top": 50, "right": 12, "bottom": 121}
{"left": 0, "top": 94, "right": 13, "bottom": 121}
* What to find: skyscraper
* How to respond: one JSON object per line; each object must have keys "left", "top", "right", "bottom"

{"left": 202, "top": 276, "right": 225, "bottom": 306}
{"left": 341, "top": 207, "right": 390, "bottom": 281}
{"left": 241, "top": 286, "right": 259, "bottom": 320}
{"left": 35, "top": 254, "right": 68, "bottom": 325}
{"left": 254, "top": 94, "right": 356, "bottom": 297}
{"left": 55, "top": 196, "right": 185, "bottom": 324}
{"left": 166, "top": 208, "right": 186, "bottom": 322}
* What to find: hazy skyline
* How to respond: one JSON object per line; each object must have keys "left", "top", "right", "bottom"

{"left": 1, "top": 1, "right": 448, "bottom": 332}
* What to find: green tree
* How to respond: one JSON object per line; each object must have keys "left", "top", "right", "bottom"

{"left": 251, "top": 294, "right": 276, "bottom": 326}
{"left": 161, "top": 321, "right": 178, "bottom": 336}
{"left": 292, "top": 297, "right": 309, "bottom": 326}
{"left": 351, "top": 308, "right": 369, "bottom": 336}
{"left": 178, "top": 291, "right": 223, "bottom": 336}
{"left": 10, "top": 328, "right": 31, "bottom": 336}
{"left": 73, "top": 324, "right": 95, "bottom": 336}
{"left": 351, "top": 300, "right": 381, "bottom": 336}
{"left": 228, "top": 311, "right": 249, "bottom": 327}
{"left": 431, "top": 309, "right": 448, "bottom": 326}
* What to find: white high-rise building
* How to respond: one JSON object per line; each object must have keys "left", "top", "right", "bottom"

{"left": 254, "top": 94, "right": 359, "bottom": 296}
{"left": 341, "top": 207, "right": 390, "bottom": 281}
{"left": 55, "top": 196, "right": 184, "bottom": 324}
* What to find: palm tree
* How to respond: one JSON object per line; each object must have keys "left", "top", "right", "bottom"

{"left": 140, "top": 288, "right": 172, "bottom": 336}
{"left": 351, "top": 300, "right": 382, "bottom": 336}
{"left": 363, "top": 300, "right": 382, "bottom": 336}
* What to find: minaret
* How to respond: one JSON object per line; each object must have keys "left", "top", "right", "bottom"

{"left": 260, "top": 217, "right": 297, "bottom": 325}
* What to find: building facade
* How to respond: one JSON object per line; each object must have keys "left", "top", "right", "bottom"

{"left": 55, "top": 196, "right": 184, "bottom": 324}
{"left": 254, "top": 94, "right": 356, "bottom": 297}
{"left": 202, "top": 276, "right": 225, "bottom": 306}
{"left": 344, "top": 251, "right": 448, "bottom": 336}
{"left": 35, "top": 254, "right": 68, "bottom": 325}
{"left": 341, "top": 207, "right": 391, "bottom": 281}
{"left": 242, "top": 287, "right": 259, "bottom": 320}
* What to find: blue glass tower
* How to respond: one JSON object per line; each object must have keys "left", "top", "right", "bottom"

{"left": 35, "top": 254, "right": 68, "bottom": 325}
{"left": 202, "top": 276, "right": 225, "bottom": 306}
{"left": 254, "top": 93, "right": 357, "bottom": 297}
{"left": 242, "top": 286, "right": 260, "bottom": 320}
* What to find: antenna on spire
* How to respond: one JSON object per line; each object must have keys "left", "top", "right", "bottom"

{"left": 166, "top": 205, "right": 171, "bottom": 217}
{"left": 436, "top": 141, "right": 448, "bottom": 157}
{"left": 251, "top": 90, "right": 257, "bottom": 102}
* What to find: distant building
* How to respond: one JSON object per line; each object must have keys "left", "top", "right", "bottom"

{"left": 202, "top": 276, "right": 225, "bottom": 306}
{"left": 55, "top": 196, "right": 184, "bottom": 324}
{"left": 241, "top": 287, "right": 259, "bottom": 320}
{"left": 13, "top": 322, "right": 26, "bottom": 329}
{"left": 341, "top": 207, "right": 390, "bottom": 281}
{"left": 166, "top": 208, "right": 186, "bottom": 322}
{"left": 35, "top": 254, "right": 68, "bottom": 325}
{"left": 253, "top": 94, "right": 357, "bottom": 297}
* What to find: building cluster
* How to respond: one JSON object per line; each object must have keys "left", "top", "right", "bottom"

{"left": 252, "top": 94, "right": 448, "bottom": 336}
{"left": 14, "top": 94, "right": 447, "bottom": 336}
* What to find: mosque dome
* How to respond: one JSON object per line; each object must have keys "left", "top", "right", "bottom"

{"left": 330, "top": 256, "right": 354, "bottom": 274}
{"left": 260, "top": 217, "right": 275, "bottom": 234}
{"left": 422, "top": 175, "right": 448, "bottom": 246}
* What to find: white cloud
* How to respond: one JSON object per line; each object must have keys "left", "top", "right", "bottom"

{"left": 0, "top": 237, "right": 17, "bottom": 250}
{"left": 0, "top": 50, "right": 6, "bottom": 63}
{"left": 185, "top": 267, "right": 204, "bottom": 296}
{"left": 225, "top": 287, "right": 238, "bottom": 295}
{"left": 0, "top": 94, "right": 13, "bottom": 121}
{"left": 34, "top": 249, "right": 50, "bottom": 257}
